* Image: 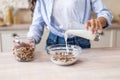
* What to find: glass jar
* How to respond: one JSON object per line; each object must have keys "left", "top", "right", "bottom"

{"left": 0, "top": 11, "right": 3, "bottom": 19}
{"left": 13, "top": 37, "right": 35, "bottom": 62}
{"left": 0, "top": 11, "right": 4, "bottom": 25}
{"left": 5, "top": 7, "right": 13, "bottom": 25}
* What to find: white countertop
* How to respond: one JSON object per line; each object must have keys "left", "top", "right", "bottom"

{"left": 0, "top": 24, "right": 30, "bottom": 31}
{"left": 0, "top": 48, "right": 120, "bottom": 80}
{"left": 0, "top": 23, "right": 120, "bottom": 31}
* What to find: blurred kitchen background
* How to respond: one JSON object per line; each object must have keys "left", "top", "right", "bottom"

{"left": 0, "top": 0, "right": 120, "bottom": 52}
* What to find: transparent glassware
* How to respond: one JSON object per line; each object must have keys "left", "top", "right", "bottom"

{"left": 0, "top": 11, "right": 5, "bottom": 26}
{"left": 46, "top": 44, "right": 82, "bottom": 66}
{"left": 13, "top": 37, "right": 35, "bottom": 62}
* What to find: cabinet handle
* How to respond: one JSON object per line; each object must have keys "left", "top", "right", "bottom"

{"left": 12, "top": 33, "right": 19, "bottom": 38}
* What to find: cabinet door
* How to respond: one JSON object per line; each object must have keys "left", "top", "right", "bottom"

{"left": 1, "top": 30, "right": 27, "bottom": 52}
{"left": 117, "top": 30, "right": 120, "bottom": 47}
{"left": 1, "top": 28, "right": 49, "bottom": 52}
{"left": 35, "top": 28, "right": 49, "bottom": 51}
{"left": 0, "top": 33, "right": 2, "bottom": 52}
{"left": 91, "top": 30, "right": 111, "bottom": 48}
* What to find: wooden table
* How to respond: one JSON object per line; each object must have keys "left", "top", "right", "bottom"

{"left": 0, "top": 48, "right": 120, "bottom": 80}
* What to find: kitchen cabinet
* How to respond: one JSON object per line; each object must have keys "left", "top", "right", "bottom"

{"left": 1, "top": 30, "right": 27, "bottom": 52}
{"left": 91, "top": 30, "right": 111, "bottom": 48}
{"left": 91, "top": 24, "right": 120, "bottom": 48}
{"left": 0, "top": 24, "right": 48, "bottom": 52}
{"left": 117, "top": 30, "right": 120, "bottom": 47}
{"left": 0, "top": 24, "right": 120, "bottom": 52}
{"left": 0, "top": 24, "right": 29, "bottom": 52}
{"left": 35, "top": 27, "right": 49, "bottom": 51}
{"left": 0, "top": 33, "right": 2, "bottom": 51}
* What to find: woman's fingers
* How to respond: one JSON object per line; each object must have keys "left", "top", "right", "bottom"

{"left": 91, "top": 19, "right": 96, "bottom": 34}
{"left": 85, "top": 19, "right": 97, "bottom": 34}
{"left": 85, "top": 18, "right": 103, "bottom": 34}
{"left": 95, "top": 20, "right": 99, "bottom": 33}
{"left": 97, "top": 19, "right": 103, "bottom": 33}
{"left": 85, "top": 20, "right": 91, "bottom": 30}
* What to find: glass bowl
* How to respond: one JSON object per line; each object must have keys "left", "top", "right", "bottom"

{"left": 46, "top": 44, "right": 82, "bottom": 66}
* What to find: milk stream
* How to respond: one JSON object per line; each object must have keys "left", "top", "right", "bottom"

{"left": 64, "top": 33, "right": 69, "bottom": 53}
{"left": 63, "top": 21, "right": 100, "bottom": 54}
{"left": 64, "top": 29, "right": 98, "bottom": 53}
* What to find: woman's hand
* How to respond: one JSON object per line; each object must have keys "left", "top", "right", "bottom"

{"left": 85, "top": 17, "right": 107, "bottom": 34}
{"left": 12, "top": 38, "right": 35, "bottom": 54}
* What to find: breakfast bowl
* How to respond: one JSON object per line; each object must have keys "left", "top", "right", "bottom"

{"left": 46, "top": 44, "right": 82, "bottom": 66}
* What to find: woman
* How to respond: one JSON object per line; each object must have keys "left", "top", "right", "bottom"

{"left": 27, "top": 0, "right": 112, "bottom": 48}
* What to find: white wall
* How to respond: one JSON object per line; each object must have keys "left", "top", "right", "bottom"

{"left": 0, "top": 0, "right": 31, "bottom": 23}
{"left": 0, "top": 0, "right": 29, "bottom": 10}
{"left": 103, "top": 0, "right": 120, "bottom": 16}
{"left": 0, "top": 0, "right": 120, "bottom": 23}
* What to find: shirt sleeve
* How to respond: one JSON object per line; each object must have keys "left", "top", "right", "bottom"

{"left": 91, "top": 0, "right": 113, "bottom": 27}
{"left": 27, "top": 0, "right": 45, "bottom": 44}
